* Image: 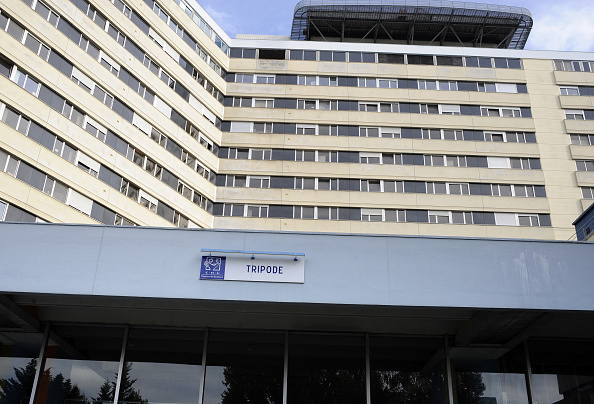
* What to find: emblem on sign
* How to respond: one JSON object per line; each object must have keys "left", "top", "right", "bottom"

{"left": 200, "top": 256, "right": 226, "bottom": 280}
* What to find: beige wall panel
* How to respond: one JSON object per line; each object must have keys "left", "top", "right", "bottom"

{"left": 420, "top": 223, "right": 492, "bottom": 238}
{"left": 224, "top": 107, "right": 286, "bottom": 121}
{"left": 281, "top": 189, "right": 351, "bottom": 206}
{"left": 467, "top": 92, "right": 531, "bottom": 107}
{"left": 282, "top": 135, "right": 356, "bottom": 151}
{"left": 480, "top": 197, "right": 550, "bottom": 212}
{"left": 493, "top": 69, "right": 528, "bottom": 82}
{"left": 256, "top": 59, "right": 289, "bottom": 72}
{"left": 462, "top": 67, "right": 497, "bottom": 81}
{"left": 414, "top": 194, "right": 485, "bottom": 211}
{"left": 475, "top": 168, "right": 545, "bottom": 183}
{"left": 284, "top": 161, "right": 351, "bottom": 177}
{"left": 221, "top": 133, "right": 286, "bottom": 148}
{"left": 406, "top": 89, "right": 473, "bottom": 104}
{"left": 409, "top": 114, "right": 473, "bottom": 129}
{"left": 348, "top": 164, "right": 416, "bottom": 179}
{"left": 581, "top": 199, "right": 593, "bottom": 211}
{"left": 474, "top": 142, "right": 540, "bottom": 157}
{"left": 484, "top": 225, "right": 555, "bottom": 240}
{"left": 316, "top": 61, "right": 349, "bottom": 74}
{"left": 406, "top": 166, "right": 482, "bottom": 182}
{"left": 347, "top": 63, "right": 381, "bottom": 76}
{"left": 226, "top": 83, "right": 287, "bottom": 97}
{"left": 218, "top": 160, "right": 285, "bottom": 175}
{"left": 229, "top": 58, "right": 257, "bottom": 72}
{"left": 213, "top": 217, "right": 282, "bottom": 231}
{"left": 376, "top": 64, "right": 409, "bottom": 77}
{"left": 346, "top": 112, "right": 414, "bottom": 127}
{"left": 279, "top": 218, "right": 352, "bottom": 233}
{"left": 569, "top": 144, "right": 594, "bottom": 160}
{"left": 576, "top": 171, "right": 594, "bottom": 186}
{"left": 405, "top": 65, "right": 438, "bottom": 79}
{"left": 348, "top": 192, "right": 418, "bottom": 208}
{"left": 559, "top": 96, "right": 594, "bottom": 109}
{"left": 564, "top": 119, "right": 594, "bottom": 134}
{"left": 554, "top": 71, "right": 594, "bottom": 86}
{"left": 284, "top": 85, "right": 351, "bottom": 99}
{"left": 216, "top": 187, "right": 284, "bottom": 204}
{"left": 283, "top": 110, "right": 348, "bottom": 124}
{"left": 350, "top": 221, "right": 421, "bottom": 236}
{"left": 466, "top": 117, "right": 536, "bottom": 131}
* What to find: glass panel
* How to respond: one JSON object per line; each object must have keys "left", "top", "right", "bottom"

{"left": 203, "top": 330, "right": 284, "bottom": 404}
{"left": 529, "top": 340, "right": 594, "bottom": 404}
{"left": 452, "top": 345, "right": 529, "bottom": 404}
{"left": 125, "top": 327, "right": 204, "bottom": 404}
{"left": 35, "top": 324, "right": 123, "bottom": 404}
{"left": 288, "top": 332, "right": 366, "bottom": 404}
{"left": 0, "top": 332, "right": 44, "bottom": 404}
{"left": 370, "top": 336, "right": 445, "bottom": 404}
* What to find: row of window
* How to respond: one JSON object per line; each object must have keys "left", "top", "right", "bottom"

{"left": 230, "top": 48, "right": 522, "bottom": 69}
{"left": 217, "top": 175, "right": 546, "bottom": 198}
{"left": 554, "top": 60, "right": 594, "bottom": 72}
{"left": 571, "top": 134, "right": 594, "bottom": 145}
{"left": 565, "top": 110, "right": 594, "bottom": 120}
{"left": 582, "top": 187, "right": 594, "bottom": 199}
{"left": 0, "top": 199, "right": 46, "bottom": 223}
{"left": 7, "top": 1, "right": 224, "bottom": 155}
{"left": 214, "top": 204, "right": 550, "bottom": 227}
{"left": 559, "top": 86, "right": 594, "bottom": 96}
{"left": 0, "top": 148, "right": 135, "bottom": 226}
{"left": 576, "top": 161, "right": 594, "bottom": 172}
{"left": 139, "top": 0, "right": 226, "bottom": 74}
{"left": 0, "top": 102, "right": 201, "bottom": 227}
{"left": 223, "top": 122, "right": 536, "bottom": 143}
{"left": 0, "top": 13, "right": 221, "bottom": 178}
{"left": 219, "top": 147, "right": 541, "bottom": 170}
{"left": 59, "top": 0, "right": 225, "bottom": 113}
{"left": 225, "top": 97, "right": 531, "bottom": 117}
{"left": 169, "top": 0, "right": 229, "bottom": 55}
{"left": 1, "top": 60, "right": 214, "bottom": 217}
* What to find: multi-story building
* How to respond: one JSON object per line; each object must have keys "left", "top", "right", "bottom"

{"left": 1, "top": 3, "right": 594, "bottom": 404}
{"left": 0, "top": 0, "right": 593, "bottom": 240}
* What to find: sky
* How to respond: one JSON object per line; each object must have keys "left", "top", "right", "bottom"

{"left": 194, "top": 0, "right": 594, "bottom": 52}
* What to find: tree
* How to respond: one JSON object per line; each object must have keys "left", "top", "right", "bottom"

{"left": 0, "top": 359, "right": 38, "bottom": 404}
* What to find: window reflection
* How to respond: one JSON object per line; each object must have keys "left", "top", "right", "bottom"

{"left": 452, "top": 345, "right": 529, "bottom": 404}
{"left": 124, "top": 328, "right": 204, "bottom": 404}
{"left": 203, "top": 330, "right": 284, "bottom": 404}
{"left": 288, "top": 332, "right": 366, "bottom": 404}
{"left": 0, "top": 332, "right": 43, "bottom": 404}
{"left": 35, "top": 324, "right": 123, "bottom": 404}
{"left": 529, "top": 340, "right": 594, "bottom": 404}
{"left": 370, "top": 336, "right": 445, "bottom": 404}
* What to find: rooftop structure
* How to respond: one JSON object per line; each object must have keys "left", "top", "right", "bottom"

{"left": 291, "top": 0, "right": 533, "bottom": 48}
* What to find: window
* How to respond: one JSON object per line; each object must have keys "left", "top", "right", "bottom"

{"left": 359, "top": 102, "right": 379, "bottom": 112}
{"left": 297, "top": 100, "right": 317, "bottom": 110}
{"left": 199, "top": 135, "right": 214, "bottom": 152}
{"left": 465, "top": 57, "right": 493, "bottom": 68}
{"left": 582, "top": 187, "right": 594, "bottom": 199}
{"left": 570, "top": 134, "right": 594, "bottom": 145}
{"left": 296, "top": 124, "right": 317, "bottom": 135}
{"left": 576, "top": 160, "right": 594, "bottom": 172}
{"left": 425, "top": 155, "right": 445, "bottom": 166}
{"left": 34, "top": 1, "right": 59, "bottom": 26}
{"left": 360, "top": 127, "right": 380, "bottom": 137}
{"left": 318, "top": 76, "right": 338, "bottom": 86}
{"left": 235, "top": 74, "right": 254, "bottom": 83}
{"left": 518, "top": 214, "right": 540, "bottom": 226}
{"left": 420, "top": 104, "right": 439, "bottom": 114}
{"left": 249, "top": 149, "right": 272, "bottom": 160}
{"left": 378, "top": 79, "right": 398, "bottom": 88}
{"left": 443, "top": 130, "right": 463, "bottom": 140}
{"left": 378, "top": 54, "right": 404, "bottom": 64}
{"left": 510, "top": 158, "right": 539, "bottom": 170}
{"left": 318, "top": 100, "right": 338, "bottom": 110}
{"left": 381, "top": 127, "right": 401, "bottom": 138}
{"left": 481, "top": 107, "right": 521, "bottom": 117}
{"left": 446, "top": 156, "right": 467, "bottom": 167}
{"left": 565, "top": 110, "right": 585, "bottom": 120}
{"left": 438, "top": 81, "right": 458, "bottom": 91}
{"left": 422, "top": 129, "right": 440, "bottom": 140}
{"left": 358, "top": 78, "right": 377, "bottom": 88}
{"left": 107, "top": 23, "right": 126, "bottom": 46}
{"left": 478, "top": 83, "right": 497, "bottom": 92}
{"left": 484, "top": 132, "right": 505, "bottom": 142}
{"left": 361, "top": 180, "right": 382, "bottom": 192}
{"left": 226, "top": 175, "right": 246, "bottom": 187}
{"left": 554, "top": 60, "right": 592, "bottom": 72}
{"left": 429, "top": 211, "right": 450, "bottom": 224}
{"left": 12, "top": 69, "right": 40, "bottom": 96}
{"left": 298, "top": 75, "right": 317, "bottom": 86}
{"left": 407, "top": 55, "right": 434, "bottom": 65}
{"left": 318, "top": 125, "right": 338, "bottom": 136}
{"left": 361, "top": 208, "right": 384, "bottom": 222}
{"left": 560, "top": 86, "right": 580, "bottom": 96}
{"left": 254, "top": 75, "right": 275, "bottom": 84}
{"left": 439, "top": 105, "right": 461, "bottom": 115}
{"left": 448, "top": 183, "right": 470, "bottom": 195}
{"left": 245, "top": 205, "right": 268, "bottom": 218}
{"left": 232, "top": 97, "right": 251, "bottom": 107}
{"left": 253, "top": 122, "right": 273, "bottom": 133}
{"left": 92, "top": 86, "right": 114, "bottom": 108}
{"left": 247, "top": 176, "right": 270, "bottom": 188}
{"left": 23, "top": 33, "right": 51, "bottom": 61}
{"left": 418, "top": 80, "right": 437, "bottom": 90}
{"left": 360, "top": 152, "right": 381, "bottom": 164}
{"left": 258, "top": 49, "right": 286, "bottom": 60}
{"left": 253, "top": 98, "right": 274, "bottom": 108}
{"left": 319, "top": 51, "right": 346, "bottom": 62}
{"left": 452, "top": 212, "right": 473, "bottom": 224}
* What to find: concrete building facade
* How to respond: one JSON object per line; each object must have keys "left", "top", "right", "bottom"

{"left": 0, "top": 0, "right": 593, "bottom": 240}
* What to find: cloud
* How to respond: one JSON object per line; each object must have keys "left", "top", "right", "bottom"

{"left": 526, "top": 1, "right": 594, "bottom": 52}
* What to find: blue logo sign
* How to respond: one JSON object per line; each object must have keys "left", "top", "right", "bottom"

{"left": 200, "top": 256, "right": 226, "bottom": 280}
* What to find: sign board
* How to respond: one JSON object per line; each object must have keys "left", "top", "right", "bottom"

{"left": 200, "top": 255, "right": 304, "bottom": 283}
